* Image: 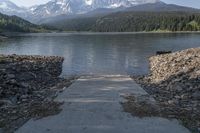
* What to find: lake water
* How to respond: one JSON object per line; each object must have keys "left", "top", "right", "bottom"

{"left": 0, "top": 33, "right": 200, "bottom": 76}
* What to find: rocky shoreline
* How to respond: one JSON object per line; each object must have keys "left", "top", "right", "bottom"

{"left": 0, "top": 54, "right": 76, "bottom": 133}
{"left": 126, "top": 48, "right": 200, "bottom": 133}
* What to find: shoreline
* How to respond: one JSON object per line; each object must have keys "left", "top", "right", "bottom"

{"left": 125, "top": 48, "right": 200, "bottom": 133}
{"left": 0, "top": 54, "right": 77, "bottom": 132}
{"left": 0, "top": 50, "right": 200, "bottom": 132}
{"left": 3, "top": 31, "right": 200, "bottom": 37}
{"left": 59, "top": 31, "right": 200, "bottom": 34}
{"left": 0, "top": 35, "right": 8, "bottom": 41}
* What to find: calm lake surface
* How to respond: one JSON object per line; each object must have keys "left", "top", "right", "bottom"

{"left": 0, "top": 33, "right": 200, "bottom": 76}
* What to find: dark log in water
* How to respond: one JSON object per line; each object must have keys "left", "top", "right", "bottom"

{"left": 156, "top": 51, "right": 172, "bottom": 55}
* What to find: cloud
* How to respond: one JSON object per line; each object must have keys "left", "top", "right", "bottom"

{"left": 10, "top": 0, "right": 51, "bottom": 7}
{"left": 162, "top": 0, "right": 200, "bottom": 9}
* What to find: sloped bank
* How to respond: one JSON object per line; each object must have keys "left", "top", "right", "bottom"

{"left": 0, "top": 54, "right": 76, "bottom": 132}
{"left": 128, "top": 48, "right": 200, "bottom": 133}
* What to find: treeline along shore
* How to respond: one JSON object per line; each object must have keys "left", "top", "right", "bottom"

{"left": 0, "top": 54, "right": 76, "bottom": 132}
{"left": 49, "top": 12, "right": 200, "bottom": 32}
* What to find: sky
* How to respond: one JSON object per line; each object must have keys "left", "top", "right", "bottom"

{"left": 10, "top": 0, "right": 50, "bottom": 7}
{"left": 9, "top": 0, "right": 200, "bottom": 8}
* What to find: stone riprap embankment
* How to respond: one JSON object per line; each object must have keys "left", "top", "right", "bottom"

{"left": 0, "top": 54, "right": 64, "bottom": 76}
{"left": 149, "top": 48, "right": 200, "bottom": 83}
{"left": 132, "top": 48, "right": 200, "bottom": 133}
{"left": 0, "top": 54, "right": 75, "bottom": 133}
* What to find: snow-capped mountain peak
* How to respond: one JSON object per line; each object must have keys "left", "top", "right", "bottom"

{"left": 29, "top": 0, "right": 161, "bottom": 18}
{"left": 55, "top": 0, "right": 68, "bottom": 6}
{"left": 0, "top": 0, "right": 22, "bottom": 13}
{"left": 0, "top": 2, "right": 8, "bottom": 9}
{"left": 85, "top": 0, "right": 93, "bottom": 5}
{"left": 129, "top": 0, "right": 160, "bottom": 5}
{"left": 0, "top": 0, "right": 161, "bottom": 23}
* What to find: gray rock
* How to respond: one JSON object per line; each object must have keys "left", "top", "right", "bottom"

{"left": 8, "top": 79, "right": 18, "bottom": 85}
{"left": 17, "top": 72, "right": 37, "bottom": 81}
{"left": 7, "top": 74, "right": 15, "bottom": 79}
{"left": 20, "top": 82, "right": 30, "bottom": 88}
{"left": 0, "top": 99, "right": 12, "bottom": 105}
{"left": 172, "top": 83, "right": 183, "bottom": 92}
{"left": 192, "top": 92, "right": 200, "bottom": 100}
{"left": 20, "top": 95, "right": 29, "bottom": 99}
{"left": 0, "top": 128, "right": 4, "bottom": 133}
{"left": 10, "top": 96, "right": 18, "bottom": 104}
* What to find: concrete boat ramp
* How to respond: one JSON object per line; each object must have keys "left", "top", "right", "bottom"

{"left": 16, "top": 75, "right": 190, "bottom": 133}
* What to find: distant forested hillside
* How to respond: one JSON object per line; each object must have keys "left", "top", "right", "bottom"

{"left": 49, "top": 17, "right": 99, "bottom": 31}
{"left": 0, "top": 13, "right": 46, "bottom": 32}
{"left": 47, "top": 12, "right": 200, "bottom": 32}
{"left": 93, "top": 12, "right": 200, "bottom": 32}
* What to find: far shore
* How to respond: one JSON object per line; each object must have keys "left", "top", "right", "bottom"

{"left": 2, "top": 31, "right": 200, "bottom": 37}
{"left": 55, "top": 30, "right": 200, "bottom": 34}
{"left": 0, "top": 35, "right": 8, "bottom": 40}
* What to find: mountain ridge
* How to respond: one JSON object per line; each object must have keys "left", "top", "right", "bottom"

{"left": 43, "top": 2, "right": 200, "bottom": 32}
{"left": 0, "top": 0, "right": 200, "bottom": 29}
{"left": 0, "top": 0, "right": 161, "bottom": 23}
{"left": 44, "top": 2, "right": 200, "bottom": 25}
{"left": 46, "top": 11, "right": 200, "bottom": 32}
{"left": 0, "top": 12, "right": 46, "bottom": 32}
